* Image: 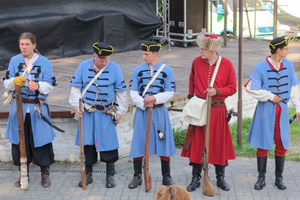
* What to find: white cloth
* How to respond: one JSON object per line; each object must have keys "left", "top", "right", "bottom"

{"left": 130, "top": 90, "right": 174, "bottom": 110}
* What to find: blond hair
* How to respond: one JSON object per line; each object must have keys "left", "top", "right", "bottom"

{"left": 155, "top": 185, "right": 191, "bottom": 200}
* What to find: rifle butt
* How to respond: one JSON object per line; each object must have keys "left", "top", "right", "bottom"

{"left": 20, "top": 162, "right": 28, "bottom": 191}
{"left": 143, "top": 161, "right": 152, "bottom": 192}
{"left": 203, "top": 171, "right": 215, "bottom": 196}
{"left": 144, "top": 175, "right": 152, "bottom": 192}
{"left": 80, "top": 169, "right": 87, "bottom": 189}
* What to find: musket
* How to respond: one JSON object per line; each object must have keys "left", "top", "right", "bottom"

{"left": 143, "top": 107, "right": 152, "bottom": 192}
{"left": 15, "top": 85, "right": 28, "bottom": 191}
{"left": 79, "top": 98, "right": 87, "bottom": 189}
{"left": 202, "top": 94, "right": 215, "bottom": 196}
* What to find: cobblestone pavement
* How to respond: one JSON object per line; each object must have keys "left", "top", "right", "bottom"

{"left": 0, "top": 149, "right": 300, "bottom": 200}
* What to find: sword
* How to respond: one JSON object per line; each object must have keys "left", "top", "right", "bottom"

{"left": 34, "top": 107, "right": 65, "bottom": 133}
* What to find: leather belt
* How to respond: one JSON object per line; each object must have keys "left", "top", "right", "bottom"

{"left": 95, "top": 103, "right": 118, "bottom": 110}
{"left": 22, "top": 98, "right": 45, "bottom": 104}
{"left": 153, "top": 104, "right": 164, "bottom": 108}
{"left": 212, "top": 101, "right": 225, "bottom": 108}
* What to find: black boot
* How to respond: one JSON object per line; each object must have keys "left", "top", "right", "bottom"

{"left": 161, "top": 160, "right": 175, "bottom": 186}
{"left": 78, "top": 164, "right": 93, "bottom": 187}
{"left": 15, "top": 165, "right": 30, "bottom": 187}
{"left": 128, "top": 159, "right": 142, "bottom": 189}
{"left": 187, "top": 164, "right": 202, "bottom": 192}
{"left": 275, "top": 156, "right": 286, "bottom": 190}
{"left": 41, "top": 165, "right": 51, "bottom": 188}
{"left": 254, "top": 156, "right": 267, "bottom": 190}
{"left": 106, "top": 163, "right": 115, "bottom": 188}
{"left": 215, "top": 165, "right": 230, "bottom": 191}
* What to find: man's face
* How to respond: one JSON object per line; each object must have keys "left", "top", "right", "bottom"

{"left": 142, "top": 51, "right": 156, "bottom": 64}
{"left": 19, "top": 39, "right": 36, "bottom": 59}
{"left": 93, "top": 54, "right": 110, "bottom": 68}
{"left": 199, "top": 48, "right": 213, "bottom": 59}
{"left": 277, "top": 46, "right": 289, "bottom": 58}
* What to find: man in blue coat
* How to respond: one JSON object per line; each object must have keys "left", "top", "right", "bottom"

{"left": 245, "top": 37, "right": 300, "bottom": 190}
{"left": 4, "top": 32, "right": 57, "bottom": 188}
{"left": 128, "top": 41, "right": 176, "bottom": 189}
{"left": 69, "top": 42, "right": 128, "bottom": 188}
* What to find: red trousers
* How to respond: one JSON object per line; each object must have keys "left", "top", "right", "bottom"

{"left": 257, "top": 104, "right": 287, "bottom": 157}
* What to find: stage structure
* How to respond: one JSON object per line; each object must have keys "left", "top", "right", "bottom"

{"left": 152, "top": 0, "right": 208, "bottom": 48}
{"left": 0, "top": 0, "right": 161, "bottom": 70}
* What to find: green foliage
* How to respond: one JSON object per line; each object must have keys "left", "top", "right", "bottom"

{"left": 230, "top": 118, "right": 275, "bottom": 158}
{"left": 173, "top": 127, "right": 187, "bottom": 148}
{"left": 230, "top": 108, "right": 300, "bottom": 161}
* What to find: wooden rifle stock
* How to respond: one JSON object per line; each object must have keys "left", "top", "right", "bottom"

{"left": 143, "top": 107, "right": 152, "bottom": 192}
{"left": 79, "top": 98, "right": 87, "bottom": 189}
{"left": 203, "top": 95, "right": 215, "bottom": 196}
{"left": 16, "top": 86, "right": 28, "bottom": 191}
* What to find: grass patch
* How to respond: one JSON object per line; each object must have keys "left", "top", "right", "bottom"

{"left": 173, "top": 127, "right": 187, "bottom": 148}
{"left": 173, "top": 108, "right": 300, "bottom": 161}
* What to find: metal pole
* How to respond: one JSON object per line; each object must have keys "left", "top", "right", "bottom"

{"left": 243, "top": 0, "right": 252, "bottom": 38}
{"left": 223, "top": 0, "right": 228, "bottom": 46}
{"left": 210, "top": 0, "right": 212, "bottom": 33}
{"left": 237, "top": 0, "right": 243, "bottom": 146}
{"left": 233, "top": 0, "right": 237, "bottom": 39}
{"left": 273, "top": 0, "right": 278, "bottom": 39}
{"left": 254, "top": 0, "right": 257, "bottom": 38}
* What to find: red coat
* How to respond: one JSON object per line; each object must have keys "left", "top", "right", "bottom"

{"left": 181, "top": 56, "right": 237, "bottom": 165}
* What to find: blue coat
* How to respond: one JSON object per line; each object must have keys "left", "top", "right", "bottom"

{"left": 129, "top": 61, "right": 176, "bottom": 158}
{"left": 5, "top": 54, "right": 56, "bottom": 147}
{"left": 247, "top": 58, "right": 299, "bottom": 149}
{"left": 70, "top": 59, "right": 127, "bottom": 152}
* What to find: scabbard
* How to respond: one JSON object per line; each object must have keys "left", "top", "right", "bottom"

{"left": 290, "top": 114, "right": 296, "bottom": 124}
{"left": 39, "top": 112, "right": 65, "bottom": 133}
{"left": 183, "top": 124, "right": 195, "bottom": 151}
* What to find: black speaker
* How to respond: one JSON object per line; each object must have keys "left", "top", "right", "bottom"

{"left": 169, "top": 0, "right": 207, "bottom": 46}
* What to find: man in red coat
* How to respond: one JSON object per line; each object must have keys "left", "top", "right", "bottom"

{"left": 181, "top": 34, "right": 237, "bottom": 192}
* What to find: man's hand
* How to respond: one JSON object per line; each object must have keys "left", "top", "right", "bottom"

{"left": 28, "top": 81, "right": 39, "bottom": 91}
{"left": 207, "top": 88, "right": 217, "bottom": 96}
{"left": 272, "top": 95, "right": 281, "bottom": 104}
{"left": 13, "top": 76, "right": 26, "bottom": 86}
{"left": 296, "top": 112, "right": 300, "bottom": 122}
{"left": 144, "top": 96, "right": 156, "bottom": 108}
{"left": 76, "top": 105, "right": 84, "bottom": 118}
{"left": 114, "top": 113, "right": 121, "bottom": 124}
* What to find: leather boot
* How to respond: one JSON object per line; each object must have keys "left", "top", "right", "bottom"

{"left": 275, "top": 156, "right": 286, "bottom": 190}
{"left": 128, "top": 159, "right": 142, "bottom": 189}
{"left": 78, "top": 164, "right": 93, "bottom": 187}
{"left": 15, "top": 166, "right": 30, "bottom": 187}
{"left": 187, "top": 164, "right": 202, "bottom": 192}
{"left": 215, "top": 165, "right": 230, "bottom": 191}
{"left": 106, "top": 162, "right": 115, "bottom": 188}
{"left": 41, "top": 165, "right": 51, "bottom": 188}
{"left": 161, "top": 160, "right": 175, "bottom": 186}
{"left": 254, "top": 156, "right": 267, "bottom": 190}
